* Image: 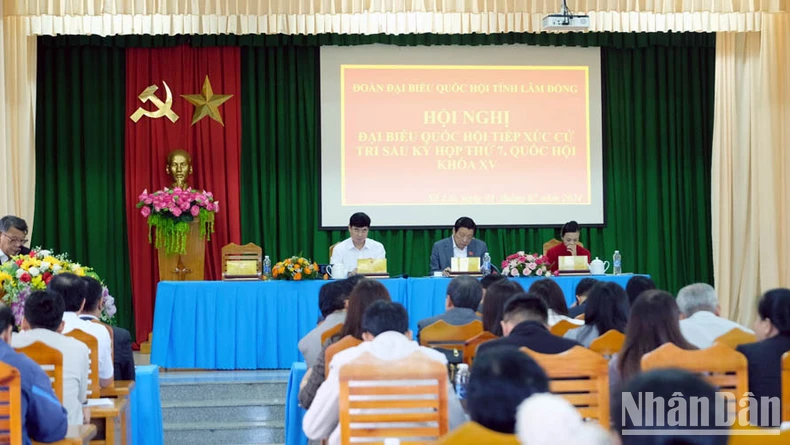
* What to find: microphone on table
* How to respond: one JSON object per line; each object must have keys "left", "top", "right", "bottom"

{"left": 389, "top": 274, "right": 410, "bottom": 279}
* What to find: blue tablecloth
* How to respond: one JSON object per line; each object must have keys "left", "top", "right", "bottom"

{"left": 130, "top": 365, "right": 163, "bottom": 445}
{"left": 285, "top": 362, "right": 308, "bottom": 445}
{"left": 152, "top": 275, "right": 640, "bottom": 369}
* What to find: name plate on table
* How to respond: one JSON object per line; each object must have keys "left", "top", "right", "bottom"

{"left": 451, "top": 257, "right": 480, "bottom": 274}
{"left": 225, "top": 260, "right": 260, "bottom": 278}
{"left": 357, "top": 258, "right": 388, "bottom": 276}
{"left": 557, "top": 256, "right": 590, "bottom": 275}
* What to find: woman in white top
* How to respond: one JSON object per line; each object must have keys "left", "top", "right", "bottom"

{"left": 564, "top": 281, "right": 630, "bottom": 347}
{"left": 527, "top": 279, "right": 584, "bottom": 328}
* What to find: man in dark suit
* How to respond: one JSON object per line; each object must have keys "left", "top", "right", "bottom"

{"left": 417, "top": 276, "right": 482, "bottom": 334}
{"left": 478, "top": 293, "right": 579, "bottom": 355}
{"left": 0, "top": 215, "right": 31, "bottom": 263}
{"left": 430, "top": 217, "right": 488, "bottom": 275}
{"left": 80, "top": 276, "right": 135, "bottom": 381}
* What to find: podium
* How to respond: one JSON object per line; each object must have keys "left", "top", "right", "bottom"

{"left": 157, "top": 221, "right": 206, "bottom": 281}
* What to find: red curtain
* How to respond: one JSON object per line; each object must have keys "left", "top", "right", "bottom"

{"left": 125, "top": 46, "right": 242, "bottom": 343}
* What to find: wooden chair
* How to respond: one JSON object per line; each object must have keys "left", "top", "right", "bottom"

{"left": 329, "top": 242, "right": 339, "bottom": 261}
{"left": 89, "top": 320, "right": 135, "bottom": 399}
{"left": 575, "top": 313, "right": 585, "bottom": 320}
{"left": 782, "top": 351, "right": 790, "bottom": 422}
{"left": 542, "top": 239, "right": 583, "bottom": 255}
{"left": 462, "top": 331, "right": 498, "bottom": 366}
{"left": 728, "top": 427, "right": 790, "bottom": 445}
{"left": 0, "top": 361, "right": 22, "bottom": 445}
{"left": 641, "top": 343, "right": 748, "bottom": 417}
{"left": 521, "top": 346, "right": 610, "bottom": 425}
{"left": 33, "top": 425, "right": 98, "bottom": 445}
{"left": 420, "top": 320, "right": 483, "bottom": 364}
{"left": 550, "top": 319, "right": 579, "bottom": 337}
{"left": 714, "top": 328, "right": 757, "bottom": 349}
{"left": 324, "top": 335, "right": 363, "bottom": 376}
{"left": 588, "top": 330, "right": 626, "bottom": 358}
{"left": 66, "top": 330, "right": 129, "bottom": 445}
{"left": 221, "top": 242, "right": 262, "bottom": 281}
{"left": 320, "top": 323, "right": 343, "bottom": 346}
{"left": 14, "top": 341, "right": 64, "bottom": 402}
{"left": 338, "top": 351, "right": 449, "bottom": 444}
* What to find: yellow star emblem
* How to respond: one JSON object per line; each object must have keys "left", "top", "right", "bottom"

{"left": 181, "top": 76, "right": 233, "bottom": 126}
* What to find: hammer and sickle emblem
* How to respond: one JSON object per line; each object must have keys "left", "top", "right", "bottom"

{"left": 130, "top": 81, "right": 180, "bottom": 123}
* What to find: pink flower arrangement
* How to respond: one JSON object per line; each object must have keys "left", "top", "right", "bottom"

{"left": 136, "top": 187, "right": 219, "bottom": 255}
{"left": 500, "top": 251, "right": 552, "bottom": 278}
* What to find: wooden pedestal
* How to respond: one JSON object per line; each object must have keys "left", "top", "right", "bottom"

{"left": 156, "top": 221, "right": 206, "bottom": 282}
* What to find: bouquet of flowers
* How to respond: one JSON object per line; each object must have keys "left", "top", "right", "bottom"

{"left": 272, "top": 256, "right": 321, "bottom": 281}
{"left": 501, "top": 251, "right": 553, "bottom": 278}
{"left": 0, "top": 249, "right": 116, "bottom": 326}
{"left": 137, "top": 187, "right": 219, "bottom": 255}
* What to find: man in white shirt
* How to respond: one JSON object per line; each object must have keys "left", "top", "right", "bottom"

{"left": 329, "top": 212, "right": 385, "bottom": 273}
{"left": 12, "top": 290, "right": 90, "bottom": 425}
{"left": 677, "top": 283, "right": 753, "bottom": 349}
{"left": 303, "top": 301, "right": 466, "bottom": 445}
{"left": 49, "top": 273, "right": 114, "bottom": 387}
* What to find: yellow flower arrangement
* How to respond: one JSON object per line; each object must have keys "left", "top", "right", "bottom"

{"left": 272, "top": 255, "right": 321, "bottom": 281}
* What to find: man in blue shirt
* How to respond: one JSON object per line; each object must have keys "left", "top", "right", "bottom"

{"left": 0, "top": 305, "right": 68, "bottom": 444}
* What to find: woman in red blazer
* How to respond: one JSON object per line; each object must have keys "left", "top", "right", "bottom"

{"left": 545, "top": 221, "right": 592, "bottom": 273}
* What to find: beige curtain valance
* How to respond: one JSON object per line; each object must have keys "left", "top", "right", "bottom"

{"left": 6, "top": 1, "right": 786, "bottom": 17}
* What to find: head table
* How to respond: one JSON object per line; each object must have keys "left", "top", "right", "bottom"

{"left": 150, "top": 275, "right": 644, "bottom": 370}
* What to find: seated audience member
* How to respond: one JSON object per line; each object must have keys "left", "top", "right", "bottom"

{"left": 80, "top": 276, "right": 135, "bottom": 381}
{"left": 477, "top": 293, "right": 579, "bottom": 355}
{"left": 479, "top": 273, "right": 507, "bottom": 310}
{"left": 515, "top": 393, "right": 610, "bottom": 445}
{"left": 438, "top": 348, "right": 549, "bottom": 445}
{"left": 481, "top": 280, "right": 525, "bottom": 336}
{"left": 303, "top": 301, "right": 466, "bottom": 445}
{"left": 298, "top": 279, "right": 391, "bottom": 409}
{"left": 564, "top": 282, "right": 629, "bottom": 347}
{"left": 298, "top": 281, "right": 349, "bottom": 367}
{"left": 0, "top": 215, "right": 32, "bottom": 263}
{"left": 567, "top": 277, "right": 598, "bottom": 318}
{"left": 677, "top": 283, "right": 753, "bottom": 349}
{"left": 625, "top": 275, "right": 656, "bottom": 306}
{"left": 430, "top": 217, "right": 489, "bottom": 275}
{"left": 0, "top": 304, "right": 68, "bottom": 445}
{"left": 610, "top": 290, "right": 695, "bottom": 393}
{"left": 545, "top": 221, "right": 591, "bottom": 273}
{"left": 611, "top": 369, "right": 728, "bottom": 445}
{"left": 329, "top": 212, "right": 385, "bottom": 273}
{"left": 48, "top": 273, "right": 113, "bottom": 387}
{"left": 736, "top": 288, "right": 790, "bottom": 426}
{"left": 418, "top": 276, "right": 483, "bottom": 333}
{"left": 12, "top": 290, "right": 90, "bottom": 426}
{"left": 528, "top": 279, "right": 582, "bottom": 327}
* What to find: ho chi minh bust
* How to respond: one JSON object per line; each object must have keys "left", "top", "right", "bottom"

{"left": 166, "top": 149, "right": 193, "bottom": 189}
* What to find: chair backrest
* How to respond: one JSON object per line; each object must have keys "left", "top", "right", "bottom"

{"left": 550, "top": 319, "right": 578, "bottom": 337}
{"left": 329, "top": 242, "right": 339, "bottom": 261}
{"left": 542, "top": 239, "right": 583, "bottom": 255}
{"left": 65, "top": 329, "right": 100, "bottom": 399}
{"left": 324, "top": 335, "right": 363, "bottom": 376}
{"left": 588, "top": 329, "right": 626, "bottom": 358}
{"left": 575, "top": 313, "right": 585, "bottom": 320}
{"left": 320, "top": 323, "right": 344, "bottom": 346}
{"left": 0, "top": 361, "right": 22, "bottom": 445}
{"left": 419, "top": 320, "right": 483, "bottom": 347}
{"left": 782, "top": 351, "right": 790, "bottom": 422}
{"left": 714, "top": 328, "right": 757, "bottom": 349}
{"left": 221, "top": 242, "right": 262, "bottom": 281}
{"left": 462, "top": 331, "right": 498, "bottom": 366}
{"left": 14, "top": 341, "right": 64, "bottom": 403}
{"left": 641, "top": 343, "right": 748, "bottom": 415}
{"left": 92, "top": 320, "right": 115, "bottom": 362}
{"left": 338, "top": 351, "right": 449, "bottom": 444}
{"left": 728, "top": 426, "right": 790, "bottom": 445}
{"left": 521, "top": 346, "right": 610, "bottom": 425}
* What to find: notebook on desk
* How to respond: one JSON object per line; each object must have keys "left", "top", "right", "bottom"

{"left": 357, "top": 258, "right": 388, "bottom": 277}
{"left": 557, "top": 255, "right": 591, "bottom": 275}
{"left": 450, "top": 257, "right": 481, "bottom": 275}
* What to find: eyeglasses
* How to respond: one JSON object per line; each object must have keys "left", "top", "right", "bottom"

{"left": 2, "top": 234, "right": 28, "bottom": 245}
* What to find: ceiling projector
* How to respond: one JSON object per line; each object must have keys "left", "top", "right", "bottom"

{"left": 542, "top": 1, "right": 590, "bottom": 32}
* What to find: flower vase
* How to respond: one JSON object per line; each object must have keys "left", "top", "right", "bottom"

{"left": 157, "top": 220, "right": 206, "bottom": 281}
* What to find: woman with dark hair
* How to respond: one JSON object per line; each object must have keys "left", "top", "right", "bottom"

{"left": 736, "top": 288, "right": 790, "bottom": 425}
{"left": 298, "top": 279, "right": 391, "bottom": 408}
{"left": 564, "top": 282, "right": 630, "bottom": 347}
{"left": 528, "top": 279, "right": 582, "bottom": 327}
{"left": 481, "top": 280, "right": 525, "bottom": 336}
{"left": 610, "top": 290, "right": 696, "bottom": 392}
{"left": 545, "top": 220, "right": 592, "bottom": 273}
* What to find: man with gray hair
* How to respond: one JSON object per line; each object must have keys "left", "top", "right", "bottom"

{"left": 417, "top": 276, "right": 483, "bottom": 334}
{"left": 677, "top": 283, "right": 752, "bottom": 349}
{"left": 0, "top": 215, "right": 31, "bottom": 264}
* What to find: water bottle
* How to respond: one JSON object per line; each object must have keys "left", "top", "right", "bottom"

{"left": 613, "top": 250, "right": 622, "bottom": 275}
{"left": 263, "top": 255, "right": 272, "bottom": 278}
{"left": 481, "top": 253, "right": 491, "bottom": 275}
{"left": 455, "top": 363, "right": 470, "bottom": 401}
